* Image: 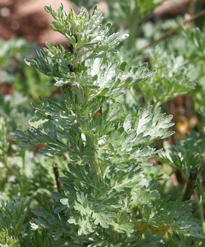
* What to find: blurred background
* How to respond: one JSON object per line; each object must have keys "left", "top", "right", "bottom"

{"left": 1, "top": 0, "right": 204, "bottom": 45}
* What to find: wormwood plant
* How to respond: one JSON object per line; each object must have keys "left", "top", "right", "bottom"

{"left": 1, "top": 4, "right": 204, "bottom": 246}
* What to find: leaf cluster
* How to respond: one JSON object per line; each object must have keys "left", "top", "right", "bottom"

{"left": 137, "top": 46, "right": 196, "bottom": 109}
{"left": 0, "top": 197, "right": 27, "bottom": 241}
{"left": 159, "top": 131, "right": 205, "bottom": 178}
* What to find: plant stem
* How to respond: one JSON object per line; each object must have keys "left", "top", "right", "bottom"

{"left": 153, "top": 101, "right": 162, "bottom": 112}
{"left": 194, "top": 189, "right": 205, "bottom": 234}
{"left": 188, "top": 0, "right": 195, "bottom": 16}
{"left": 109, "top": 225, "right": 118, "bottom": 243}
{"left": 22, "top": 151, "right": 25, "bottom": 171}
{"left": 127, "top": 1, "right": 139, "bottom": 49}
{"left": 2, "top": 154, "right": 12, "bottom": 173}
{"left": 86, "top": 135, "right": 102, "bottom": 181}
{"left": 140, "top": 9, "right": 205, "bottom": 51}
{"left": 182, "top": 167, "right": 198, "bottom": 202}
{"left": 52, "top": 163, "right": 62, "bottom": 193}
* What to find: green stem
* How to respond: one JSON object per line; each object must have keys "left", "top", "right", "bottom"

{"left": 2, "top": 154, "right": 12, "bottom": 173}
{"left": 129, "top": 87, "right": 140, "bottom": 106}
{"left": 194, "top": 189, "right": 205, "bottom": 234}
{"left": 22, "top": 151, "right": 25, "bottom": 171}
{"left": 127, "top": 1, "right": 140, "bottom": 49}
{"left": 49, "top": 237, "right": 54, "bottom": 247}
{"left": 86, "top": 135, "right": 101, "bottom": 181}
{"left": 109, "top": 225, "right": 118, "bottom": 243}
{"left": 152, "top": 101, "right": 162, "bottom": 112}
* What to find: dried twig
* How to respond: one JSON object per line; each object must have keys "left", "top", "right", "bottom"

{"left": 182, "top": 167, "right": 198, "bottom": 202}
{"left": 140, "top": 9, "right": 205, "bottom": 51}
{"left": 188, "top": 0, "right": 195, "bottom": 16}
{"left": 52, "top": 163, "right": 62, "bottom": 193}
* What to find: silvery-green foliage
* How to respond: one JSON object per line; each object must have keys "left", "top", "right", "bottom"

{"left": 137, "top": 46, "right": 196, "bottom": 109}
{"left": 0, "top": 92, "right": 32, "bottom": 131}
{"left": 25, "top": 4, "right": 128, "bottom": 83}
{"left": 1, "top": 150, "right": 67, "bottom": 203}
{"left": 138, "top": 230, "right": 169, "bottom": 247}
{"left": 159, "top": 131, "right": 205, "bottom": 178}
{"left": 183, "top": 27, "right": 205, "bottom": 59}
{"left": 9, "top": 4, "right": 204, "bottom": 246}
{"left": 0, "top": 37, "right": 37, "bottom": 84}
{"left": 168, "top": 232, "right": 202, "bottom": 247}
{"left": 0, "top": 197, "right": 27, "bottom": 246}
{"left": 143, "top": 196, "right": 203, "bottom": 238}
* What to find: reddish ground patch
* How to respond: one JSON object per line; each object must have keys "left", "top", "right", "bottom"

{"left": 0, "top": 0, "right": 75, "bottom": 46}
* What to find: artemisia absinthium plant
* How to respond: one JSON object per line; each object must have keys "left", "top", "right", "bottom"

{"left": 8, "top": 4, "right": 204, "bottom": 246}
